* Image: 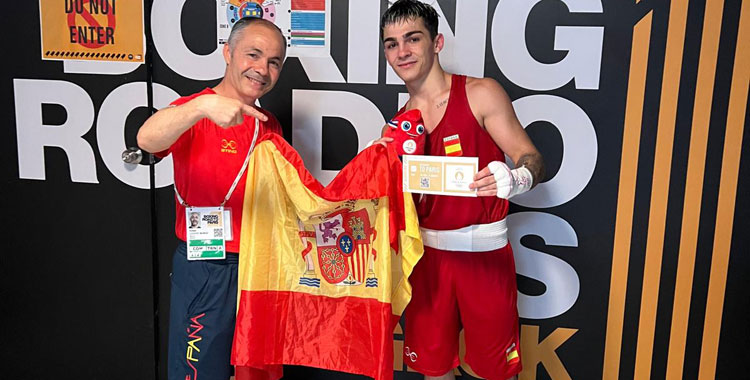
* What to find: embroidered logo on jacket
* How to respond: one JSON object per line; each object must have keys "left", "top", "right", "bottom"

{"left": 221, "top": 139, "right": 238, "bottom": 154}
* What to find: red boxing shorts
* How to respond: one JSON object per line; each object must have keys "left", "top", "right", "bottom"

{"left": 403, "top": 244, "right": 522, "bottom": 380}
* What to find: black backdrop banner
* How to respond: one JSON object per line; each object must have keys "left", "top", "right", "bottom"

{"left": 2, "top": 1, "right": 748, "bottom": 380}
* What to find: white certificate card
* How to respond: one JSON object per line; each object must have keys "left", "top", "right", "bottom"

{"left": 402, "top": 155, "right": 478, "bottom": 197}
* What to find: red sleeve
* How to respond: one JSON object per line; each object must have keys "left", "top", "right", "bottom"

{"left": 153, "top": 90, "right": 212, "bottom": 158}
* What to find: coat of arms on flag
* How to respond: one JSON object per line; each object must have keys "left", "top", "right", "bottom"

{"left": 298, "top": 205, "right": 379, "bottom": 288}
{"left": 232, "top": 134, "right": 423, "bottom": 380}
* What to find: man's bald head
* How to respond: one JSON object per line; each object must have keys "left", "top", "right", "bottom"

{"left": 227, "top": 17, "right": 287, "bottom": 58}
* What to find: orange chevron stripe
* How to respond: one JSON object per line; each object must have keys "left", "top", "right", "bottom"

{"left": 603, "top": 9, "right": 653, "bottom": 380}
{"left": 698, "top": 2, "right": 750, "bottom": 378}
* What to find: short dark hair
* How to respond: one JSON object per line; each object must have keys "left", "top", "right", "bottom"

{"left": 380, "top": 0, "right": 439, "bottom": 41}
{"left": 228, "top": 17, "right": 287, "bottom": 57}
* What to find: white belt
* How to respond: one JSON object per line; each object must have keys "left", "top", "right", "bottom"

{"left": 419, "top": 219, "right": 508, "bottom": 252}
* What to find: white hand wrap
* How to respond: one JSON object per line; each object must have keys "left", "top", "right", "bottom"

{"left": 487, "top": 161, "right": 533, "bottom": 199}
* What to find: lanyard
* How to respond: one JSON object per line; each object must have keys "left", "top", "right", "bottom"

{"left": 174, "top": 118, "right": 260, "bottom": 208}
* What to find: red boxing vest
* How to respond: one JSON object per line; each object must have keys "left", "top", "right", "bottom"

{"left": 417, "top": 75, "right": 509, "bottom": 230}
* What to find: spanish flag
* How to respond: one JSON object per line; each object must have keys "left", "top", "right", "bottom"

{"left": 232, "top": 134, "right": 423, "bottom": 380}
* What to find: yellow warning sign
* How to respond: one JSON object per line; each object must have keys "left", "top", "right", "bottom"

{"left": 39, "top": 0, "right": 144, "bottom": 62}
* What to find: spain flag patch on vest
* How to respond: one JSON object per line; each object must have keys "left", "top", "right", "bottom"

{"left": 506, "top": 342, "right": 520, "bottom": 364}
{"left": 443, "top": 134, "right": 463, "bottom": 156}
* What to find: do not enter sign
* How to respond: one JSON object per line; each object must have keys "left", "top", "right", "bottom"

{"left": 39, "top": 0, "right": 143, "bottom": 62}
{"left": 66, "top": 0, "right": 117, "bottom": 49}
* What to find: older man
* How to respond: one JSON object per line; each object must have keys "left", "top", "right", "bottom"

{"left": 137, "top": 17, "right": 286, "bottom": 380}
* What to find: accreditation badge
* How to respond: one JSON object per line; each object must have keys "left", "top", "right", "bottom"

{"left": 186, "top": 206, "right": 226, "bottom": 260}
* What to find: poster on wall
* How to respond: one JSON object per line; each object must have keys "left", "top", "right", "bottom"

{"left": 216, "top": 0, "right": 331, "bottom": 57}
{"left": 39, "top": 0, "right": 144, "bottom": 62}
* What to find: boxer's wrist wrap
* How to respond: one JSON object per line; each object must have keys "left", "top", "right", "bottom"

{"left": 487, "top": 161, "right": 533, "bottom": 199}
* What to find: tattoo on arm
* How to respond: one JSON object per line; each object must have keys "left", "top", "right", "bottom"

{"left": 516, "top": 152, "right": 545, "bottom": 188}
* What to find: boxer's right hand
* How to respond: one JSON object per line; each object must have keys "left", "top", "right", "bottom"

{"left": 194, "top": 94, "right": 268, "bottom": 128}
